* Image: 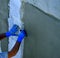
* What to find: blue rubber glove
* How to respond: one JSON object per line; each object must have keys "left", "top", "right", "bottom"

{"left": 17, "top": 30, "right": 26, "bottom": 43}
{"left": 6, "top": 24, "right": 19, "bottom": 37}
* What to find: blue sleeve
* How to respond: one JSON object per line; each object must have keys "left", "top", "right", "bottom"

{"left": 0, "top": 52, "right": 8, "bottom": 58}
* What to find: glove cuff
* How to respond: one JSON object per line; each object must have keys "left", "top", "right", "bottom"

{"left": 5, "top": 32, "right": 11, "bottom": 37}
{"left": 17, "top": 32, "right": 25, "bottom": 43}
{"left": 17, "top": 36, "right": 24, "bottom": 43}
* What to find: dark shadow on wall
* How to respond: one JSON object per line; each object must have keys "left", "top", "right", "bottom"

{"left": 22, "top": 3, "right": 60, "bottom": 58}
{"left": 0, "top": 0, "right": 9, "bottom": 52}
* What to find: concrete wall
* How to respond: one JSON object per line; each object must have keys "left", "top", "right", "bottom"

{"left": 0, "top": 0, "right": 9, "bottom": 52}
{"left": 22, "top": 3, "right": 60, "bottom": 58}
{"left": 22, "top": 0, "right": 60, "bottom": 20}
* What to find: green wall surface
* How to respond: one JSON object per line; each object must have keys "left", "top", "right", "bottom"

{"left": 23, "top": 3, "right": 60, "bottom": 58}
{"left": 0, "top": 0, "right": 9, "bottom": 52}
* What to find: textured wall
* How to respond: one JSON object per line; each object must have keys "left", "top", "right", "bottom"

{"left": 22, "top": 3, "right": 60, "bottom": 58}
{"left": 0, "top": 0, "right": 9, "bottom": 52}
{"left": 8, "top": 0, "right": 24, "bottom": 58}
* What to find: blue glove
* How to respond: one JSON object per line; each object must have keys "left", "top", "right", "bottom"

{"left": 17, "top": 30, "right": 26, "bottom": 43}
{"left": 6, "top": 24, "right": 19, "bottom": 37}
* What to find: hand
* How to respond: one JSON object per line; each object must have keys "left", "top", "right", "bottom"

{"left": 6, "top": 24, "right": 19, "bottom": 37}
{"left": 17, "top": 30, "right": 27, "bottom": 43}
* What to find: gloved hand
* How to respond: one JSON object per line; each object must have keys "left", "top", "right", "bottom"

{"left": 17, "top": 30, "right": 27, "bottom": 43}
{"left": 6, "top": 24, "right": 19, "bottom": 37}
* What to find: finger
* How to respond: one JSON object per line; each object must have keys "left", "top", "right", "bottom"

{"left": 11, "top": 34, "right": 18, "bottom": 36}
